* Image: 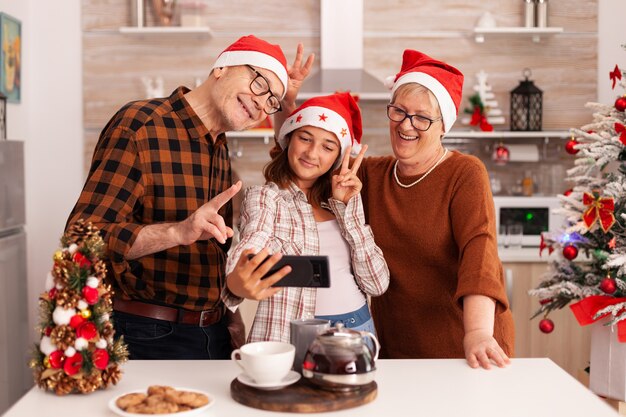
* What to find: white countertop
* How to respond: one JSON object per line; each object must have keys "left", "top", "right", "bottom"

{"left": 498, "top": 247, "right": 552, "bottom": 263}
{"left": 5, "top": 359, "right": 617, "bottom": 417}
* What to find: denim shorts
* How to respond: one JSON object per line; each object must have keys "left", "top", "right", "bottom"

{"left": 315, "top": 303, "right": 377, "bottom": 336}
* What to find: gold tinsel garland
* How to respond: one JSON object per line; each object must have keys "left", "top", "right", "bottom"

{"left": 30, "top": 220, "right": 129, "bottom": 395}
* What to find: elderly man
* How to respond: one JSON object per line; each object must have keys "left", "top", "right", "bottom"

{"left": 66, "top": 35, "right": 307, "bottom": 359}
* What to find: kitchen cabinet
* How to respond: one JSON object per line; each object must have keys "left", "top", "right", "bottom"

{"left": 505, "top": 261, "right": 591, "bottom": 378}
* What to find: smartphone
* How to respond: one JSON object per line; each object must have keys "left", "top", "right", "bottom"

{"left": 247, "top": 254, "right": 331, "bottom": 288}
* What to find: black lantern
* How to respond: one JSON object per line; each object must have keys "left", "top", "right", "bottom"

{"left": 510, "top": 68, "right": 542, "bottom": 131}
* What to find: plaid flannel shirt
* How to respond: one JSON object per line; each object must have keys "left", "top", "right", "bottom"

{"left": 222, "top": 182, "right": 389, "bottom": 343}
{"left": 67, "top": 87, "right": 232, "bottom": 311}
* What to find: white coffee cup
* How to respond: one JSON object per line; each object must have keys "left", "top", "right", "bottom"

{"left": 231, "top": 341, "right": 295, "bottom": 385}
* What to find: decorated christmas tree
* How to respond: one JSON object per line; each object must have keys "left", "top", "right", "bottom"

{"left": 29, "top": 220, "right": 128, "bottom": 395}
{"left": 461, "top": 70, "right": 505, "bottom": 131}
{"left": 529, "top": 61, "right": 626, "bottom": 339}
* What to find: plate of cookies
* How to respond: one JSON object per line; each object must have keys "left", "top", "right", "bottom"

{"left": 109, "top": 385, "right": 214, "bottom": 416}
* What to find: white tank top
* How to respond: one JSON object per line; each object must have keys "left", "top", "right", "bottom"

{"left": 314, "top": 219, "right": 367, "bottom": 315}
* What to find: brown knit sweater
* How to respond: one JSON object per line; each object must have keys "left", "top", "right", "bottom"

{"left": 359, "top": 151, "right": 514, "bottom": 359}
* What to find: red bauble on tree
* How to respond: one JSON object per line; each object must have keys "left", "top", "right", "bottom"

{"left": 563, "top": 244, "right": 578, "bottom": 260}
{"left": 48, "top": 350, "right": 65, "bottom": 369}
{"left": 565, "top": 138, "right": 579, "bottom": 155}
{"left": 539, "top": 318, "right": 555, "bottom": 333}
{"left": 615, "top": 96, "right": 626, "bottom": 112}
{"left": 599, "top": 277, "right": 617, "bottom": 294}
{"left": 563, "top": 189, "right": 573, "bottom": 197}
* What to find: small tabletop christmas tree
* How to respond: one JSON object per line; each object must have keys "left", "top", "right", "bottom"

{"left": 461, "top": 70, "right": 505, "bottom": 131}
{"left": 529, "top": 61, "right": 626, "bottom": 338}
{"left": 29, "top": 220, "right": 128, "bottom": 395}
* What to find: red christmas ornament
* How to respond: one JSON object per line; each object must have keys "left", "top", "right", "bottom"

{"left": 48, "top": 288, "right": 57, "bottom": 299}
{"left": 93, "top": 349, "right": 110, "bottom": 370}
{"left": 539, "top": 318, "right": 555, "bottom": 334}
{"left": 48, "top": 350, "right": 65, "bottom": 369}
{"left": 599, "top": 277, "right": 617, "bottom": 295}
{"left": 565, "top": 139, "right": 579, "bottom": 155}
{"left": 44, "top": 326, "right": 52, "bottom": 337}
{"left": 63, "top": 353, "right": 83, "bottom": 376}
{"left": 77, "top": 321, "right": 98, "bottom": 340}
{"left": 563, "top": 244, "right": 578, "bottom": 260}
{"left": 615, "top": 96, "right": 626, "bottom": 112}
{"left": 69, "top": 314, "right": 86, "bottom": 329}
{"left": 492, "top": 143, "right": 510, "bottom": 165}
{"left": 539, "top": 298, "right": 553, "bottom": 305}
{"left": 563, "top": 189, "right": 573, "bottom": 197}
{"left": 72, "top": 252, "right": 92, "bottom": 269}
{"left": 82, "top": 286, "right": 99, "bottom": 305}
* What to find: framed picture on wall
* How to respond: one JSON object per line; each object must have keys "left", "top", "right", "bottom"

{"left": 0, "top": 13, "right": 21, "bottom": 103}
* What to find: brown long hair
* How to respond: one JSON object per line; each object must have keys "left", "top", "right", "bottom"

{"left": 263, "top": 133, "right": 336, "bottom": 207}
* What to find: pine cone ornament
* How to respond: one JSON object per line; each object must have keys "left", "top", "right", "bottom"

{"left": 52, "top": 262, "right": 71, "bottom": 287}
{"left": 100, "top": 322, "right": 115, "bottom": 340}
{"left": 50, "top": 325, "right": 76, "bottom": 351}
{"left": 44, "top": 372, "right": 75, "bottom": 396}
{"left": 62, "top": 219, "right": 100, "bottom": 246}
{"left": 77, "top": 373, "right": 102, "bottom": 394}
{"left": 101, "top": 365, "right": 123, "bottom": 388}
{"left": 54, "top": 288, "right": 80, "bottom": 309}
{"left": 93, "top": 260, "right": 107, "bottom": 280}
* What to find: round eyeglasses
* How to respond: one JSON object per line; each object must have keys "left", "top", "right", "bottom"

{"left": 246, "top": 65, "right": 282, "bottom": 115}
{"left": 386, "top": 104, "right": 442, "bottom": 131}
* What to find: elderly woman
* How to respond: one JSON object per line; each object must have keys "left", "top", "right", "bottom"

{"left": 357, "top": 50, "right": 514, "bottom": 369}
{"left": 278, "top": 49, "right": 514, "bottom": 369}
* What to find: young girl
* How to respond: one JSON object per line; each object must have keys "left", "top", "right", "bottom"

{"left": 222, "top": 92, "right": 389, "bottom": 343}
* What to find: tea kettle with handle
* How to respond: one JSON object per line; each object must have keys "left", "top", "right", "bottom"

{"left": 301, "top": 323, "right": 380, "bottom": 391}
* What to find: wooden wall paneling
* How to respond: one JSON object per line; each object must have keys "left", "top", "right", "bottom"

{"left": 364, "top": 0, "right": 597, "bottom": 32}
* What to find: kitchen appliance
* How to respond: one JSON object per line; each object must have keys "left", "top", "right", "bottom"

{"left": 493, "top": 196, "right": 561, "bottom": 247}
{"left": 0, "top": 140, "right": 31, "bottom": 414}
{"left": 301, "top": 323, "right": 379, "bottom": 391}
{"left": 298, "top": 0, "right": 388, "bottom": 100}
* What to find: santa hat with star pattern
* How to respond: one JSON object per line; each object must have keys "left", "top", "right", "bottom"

{"left": 387, "top": 49, "right": 464, "bottom": 133}
{"left": 211, "top": 35, "right": 289, "bottom": 99}
{"left": 277, "top": 92, "right": 362, "bottom": 161}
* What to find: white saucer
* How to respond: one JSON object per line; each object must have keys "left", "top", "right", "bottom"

{"left": 237, "top": 370, "right": 301, "bottom": 390}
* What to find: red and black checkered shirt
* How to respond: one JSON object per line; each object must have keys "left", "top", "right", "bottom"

{"left": 67, "top": 87, "right": 232, "bottom": 311}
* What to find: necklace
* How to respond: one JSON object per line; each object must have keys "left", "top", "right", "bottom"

{"left": 393, "top": 148, "right": 449, "bottom": 188}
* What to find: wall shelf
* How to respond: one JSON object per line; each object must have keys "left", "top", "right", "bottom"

{"left": 226, "top": 129, "right": 274, "bottom": 144}
{"left": 119, "top": 26, "right": 212, "bottom": 36}
{"left": 446, "top": 130, "right": 570, "bottom": 139}
{"left": 473, "top": 27, "right": 564, "bottom": 43}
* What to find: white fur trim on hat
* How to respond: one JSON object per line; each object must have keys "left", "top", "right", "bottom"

{"left": 212, "top": 50, "right": 288, "bottom": 99}
{"left": 277, "top": 106, "right": 361, "bottom": 161}
{"left": 391, "top": 72, "right": 457, "bottom": 133}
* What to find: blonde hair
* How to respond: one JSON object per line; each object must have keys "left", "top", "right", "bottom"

{"left": 392, "top": 83, "right": 442, "bottom": 119}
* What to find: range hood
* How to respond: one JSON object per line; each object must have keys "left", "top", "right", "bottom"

{"left": 299, "top": 0, "right": 389, "bottom": 100}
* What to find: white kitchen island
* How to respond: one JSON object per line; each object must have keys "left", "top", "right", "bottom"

{"left": 4, "top": 358, "right": 618, "bottom": 416}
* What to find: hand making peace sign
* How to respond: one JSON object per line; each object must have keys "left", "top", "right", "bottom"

{"left": 332, "top": 145, "right": 368, "bottom": 204}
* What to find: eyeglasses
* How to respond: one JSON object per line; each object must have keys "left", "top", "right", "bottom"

{"left": 386, "top": 104, "right": 442, "bottom": 131}
{"left": 245, "top": 65, "right": 282, "bottom": 115}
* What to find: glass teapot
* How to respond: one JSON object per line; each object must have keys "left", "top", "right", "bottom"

{"left": 301, "top": 323, "right": 380, "bottom": 391}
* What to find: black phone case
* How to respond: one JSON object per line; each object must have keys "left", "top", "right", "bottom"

{"left": 251, "top": 255, "right": 331, "bottom": 287}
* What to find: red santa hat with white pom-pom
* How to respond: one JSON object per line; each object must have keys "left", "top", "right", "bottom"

{"left": 211, "top": 35, "right": 289, "bottom": 99}
{"left": 386, "top": 50, "right": 464, "bottom": 133}
{"left": 277, "top": 92, "right": 362, "bottom": 164}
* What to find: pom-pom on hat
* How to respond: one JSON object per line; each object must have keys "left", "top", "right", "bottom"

{"left": 277, "top": 92, "right": 362, "bottom": 162}
{"left": 389, "top": 50, "right": 464, "bottom": 133}
{"left": 211, "top": 35, "right": 289, "bottom": 99}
